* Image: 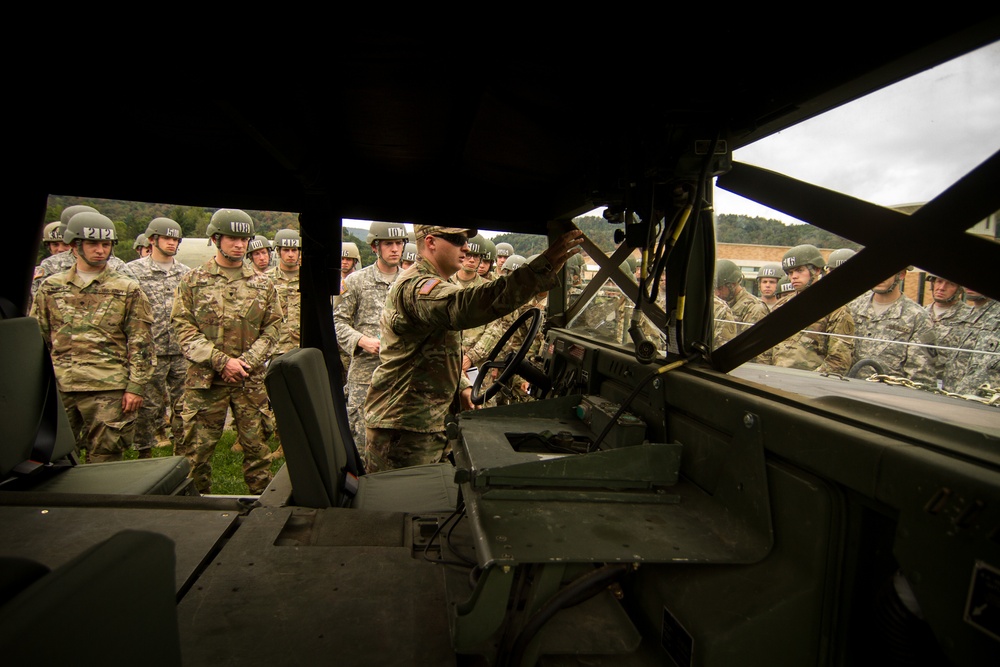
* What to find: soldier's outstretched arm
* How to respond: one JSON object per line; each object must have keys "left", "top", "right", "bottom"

{"left": 540, "top": 229, "right": 585, "bottom": 273}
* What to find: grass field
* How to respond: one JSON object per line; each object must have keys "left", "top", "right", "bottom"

{"left": 122, "top": 430, "right": 285, "bottom": 495}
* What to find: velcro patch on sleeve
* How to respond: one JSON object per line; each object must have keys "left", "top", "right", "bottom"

{"left": 419, "top": 278, "right": 441, "bottom": 295}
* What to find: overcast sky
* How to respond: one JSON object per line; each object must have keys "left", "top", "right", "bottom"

{"left": 713, "top": 39, "right": 1000, "bottom": 225}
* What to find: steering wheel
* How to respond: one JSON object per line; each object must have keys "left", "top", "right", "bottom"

{"left": 470, "top": 307, "right": 541, "bottom": 405}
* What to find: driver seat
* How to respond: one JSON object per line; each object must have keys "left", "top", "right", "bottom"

{"left": 265, "top": 347, "right": 459, "bottom": 512}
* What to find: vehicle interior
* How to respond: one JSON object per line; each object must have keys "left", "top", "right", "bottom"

{"left": 3, "top": 19, "right": 999, "bottom": 666}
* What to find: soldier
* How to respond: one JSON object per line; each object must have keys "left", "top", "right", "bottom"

{"left": 364, "top": 225, "right": 583, "bottom": 472}
{"left": 849, "top": 268, "right": 938, "bottom": 387}
{"left": 334, "top": 221, "right": 406, "bottom": 454}
{"left": 924, "top": 275, "right": 973, "bottom": 392}
{"left": 401, "top": 242, "right": 418, "bottom": 270}
{"left": 171, "top": 209, "right": 283, "bottom": 494}
{"left": 495, "top": 242, "right": 514, "bottom": 272}
{"left": 341, "top": 241, "right": 361, "bottom": 287}
{"left": 40, "top": 221, "right": 70, "bottom": 256}
{"left": 247, "top": 235, "right": 272, "bottom": 274}
{"left": 477, "top": 237, "right": 496, "bottom": 280}
{"left": 268, "top": 229, "right": 302, "bottom": 359}
{"left": 32, "top": 205, "right": 128, "bottom": 302}
{"left": 713, "top": 295, "right": 738, "bottom": 350}
{"left": 122, "top": 217, "right": 191, "bottom": 458}
{"left": 29, "top": 211, "right": 155, "bottom": 463}
{"left": 764, "top": 244, "right": 855, "bottom": 374}
{"left": 756, "top": 261, "right": 783, "bottom": 311}
{"left": 949, "top": 288, "right": 999, "bottom": 397}
{"left": 133, "top": 233, "right": 152, "bottom": 258}
{"left": 715, "top": 259, "right": 768, "bottom": 334}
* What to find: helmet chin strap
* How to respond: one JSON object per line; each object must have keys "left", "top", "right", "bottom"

{"left": 214, "top": 235, "right": 243, "bottom": 263}
{"left": 873, "top": 275, "right": 901, "bottom": 295}
{"left": 155, "top": 238, "right": 178, "bottom": 257}
{"left": 74, "top": 242, "right": 108, "bottom": 269}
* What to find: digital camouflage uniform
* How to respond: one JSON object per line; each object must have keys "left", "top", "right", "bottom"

{"left": 849, "top": 292, "right": 938, "bottom": 387}
{"left": 31, "top": 248, "right": 127, "bottom": 304}
{"left": 949, "top": 299, "right": 1000, "bottom": 397}
{"left": 926, "top": 299, "right": 974, "bottom": 392}
{"left": 333, "top": 263, "right": 400, "bottom": 455}
{"left": 123, "top": 255, "right": 192, "bottom": 453}
{"left": 713, "top": 295, "right": 738, "bottom": 351}
{"left": 171, "top": 259, "right": 283, "bottom": 493}
{"left": 364, "top": 255, "right": 560, "bottom": 472}
{"left": 266, "top": 265, "right": 301, "bottom": 358}
{"left": 29, "top": 265, "right": 155, "bottom": 462}
{"left": 763, "top": 293, "right": 855, "bottom": 374}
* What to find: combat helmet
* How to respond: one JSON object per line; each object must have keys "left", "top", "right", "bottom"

{"left": 342, "top": 242, "right": 361, "bottom": 261}
{"left": 402, "top": 242, "right": 418, "bottom": 264}
{"left": 479, "top": 237, "right": 496, "bottom": 263}
{"left": 273, "top": 228, "right": 302, "bottom": 248}
{"left": 63, "top": 211, "right": 118, "bottom": 245}
{"left": 466, "top": 233, "right": 488, "bottom": 256}
{"left": 756, "top": 262, "right": 782, "bottom": 282}
{"left": 60, "top": 204, "right": 99, "bottom": 225}
{"left": 502, "top": 254, "right": 527, "bottom": 273}
{"left": 145, "top": 217, "right": 183, "bottom": 240}
{"left": 781, "top": 244, "right": 826, "bottom": 274}
{"left": 366, "top": 221, "right": 408, "bottom": 245}
{"left": 715, "top": 259, "right": 744, "bottom": 288}
{"left": 247, "top": 235, "right": 271, "bottom": 253}
{"left": 826, "top": 248, "right": 856, "bottom": 270}
{"left": 133, "top": 233, "right": 151, "bottom": 251}
{"left": 495, "top": 242, "right": 514, "bottom": 258}
{"left": 42, "top": 221, "right": 66, "bottom": 244}
{"left": 207, "top": 208, "right": 255, "bottom": 238}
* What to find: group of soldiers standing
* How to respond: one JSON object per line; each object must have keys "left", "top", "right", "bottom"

{"left": 714, "top": 244, "right": 998, "bottom": 399}
{"left": 29, "top": 206, "right": 302, "bottom": 494}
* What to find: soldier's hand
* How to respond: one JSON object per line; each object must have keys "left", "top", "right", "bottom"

{"left": 222, "top": 357, "right": 250, "bottom": 383}
{"left": 358, "top": 335, "right": 380, "bottom": 355}
{"left": 122, "top": 392, "right": 143, "bottom": 413}
{"left": 459, "top": 386, "right": 478, "bottom": 411}
{"left": 540, "top": 229, "right": 585, "bottom": 273}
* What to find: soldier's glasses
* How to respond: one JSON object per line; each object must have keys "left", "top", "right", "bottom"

{"left": 434, "top": 232, "right": 468, "bottom": 247}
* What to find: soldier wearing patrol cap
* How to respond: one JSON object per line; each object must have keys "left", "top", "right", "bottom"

{"left": 363, "top": 224, "right": 584, "bottom": 472}
{"left": 123, "top": 217, "right": 191, "bottom": 457}
{"left": 30, "top": 211, "right": 156, "bottom": 463}
{"left": 762, "top": 244, "right": 855, "bottom": 374}
{"left": 171, "top": 208, "right": 283, "bottom": 494}
{"left": 334, "top": 221, "right": 407, "bottom": 455}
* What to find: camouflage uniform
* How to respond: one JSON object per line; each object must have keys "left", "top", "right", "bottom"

{"left": 333, "top": 263, "right": 400, "bottom": 454}
{"left": 726, "top": 288, "right": 768, "bottom": 335}
{"left": 713, "top": 296, "right": 738, "bottom": 351}
{"left": 267, "top": 265, "right": 301, "bottom": 357}
{"left": 123, "top": 255, "right": 192, "bottom": 453}
{"left": 364, "top": 255, "right": 560, "bottom": 472}
{"left": 473, "top": 292, "right": 549, "bottom": 406}
{"left": 849, "top": 292, "right": 938, "bottom": 387}
{"left": 764, "top": 293, "right": 855, "bottom": 374}
{"left": 926, "top": 299, "right": 974, "bottom": 392}
{"left": 31, "top": 249, "right": 126, "bottom": 303}
{"left": 29, "top": 265, "right": 155, "bottom": 462}
{"left": 949, "top": 299, "right": 1000, "bottom": 396}
{"left": 171, "top": 259, "right": 283, "bottom": 494}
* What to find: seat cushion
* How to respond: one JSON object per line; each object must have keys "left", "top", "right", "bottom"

{"left": 353, "top": 463, "right": 459, "bottom": 513}
{"left": 30, "top": 457, "right": 192, "bottom": 496}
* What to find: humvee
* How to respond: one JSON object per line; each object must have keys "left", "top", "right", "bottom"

{"left": 2, "top": 18, "right": 998, "bottom": 666}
